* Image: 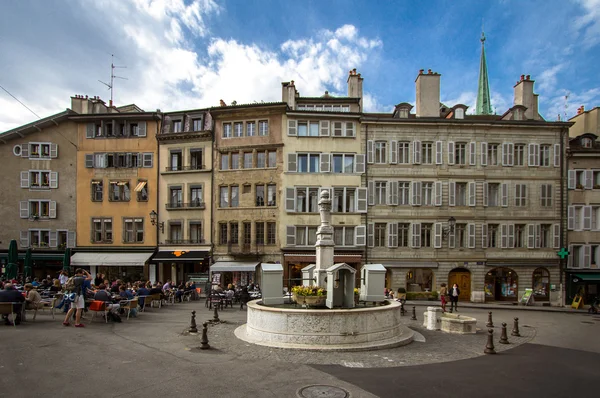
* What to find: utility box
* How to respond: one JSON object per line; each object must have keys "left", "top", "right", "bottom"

{"left": 260, "top": 263, "right": 284, "bottom": 305}
{"left": 325, "top": 263, "right": 356, "bottom": 309}
{"left": 301, "top": 264, "right": 316, "bottom": 285}
{"left": 360, "top": 264, "right": 387, "bottom": 302}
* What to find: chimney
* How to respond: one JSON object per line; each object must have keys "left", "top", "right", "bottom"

{"left": 70, "top": 94, "right": 94, "bottom": 114}
{"left": 219, "top": 99, "right": 227, "bottom": 107}
{"left": 513, "top": 74, "right": 539, "bottom": 120}
{"left": 281, "top": 80, "right": 296, "bottom": 109}
{"left": 347, "top": 68, "right": 364, "bottom": 111}
{"left": 415, "top": 69, "right": 441, "bottom": 118}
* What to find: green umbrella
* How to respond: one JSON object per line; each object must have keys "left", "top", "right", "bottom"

{"left": 23, "top": 248, "right": 33, "bottom": 279}
{"left": 5, "top": 239, "right": 19, "bottom": 279}
{"left": 62, "top": 248, "right": 71, "bottom": 272}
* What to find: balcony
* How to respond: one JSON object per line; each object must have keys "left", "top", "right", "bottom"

{"left": 164, "top": 165, "right": 205, "bottom": 172}
{"left": 165, "top": 201, "right": 206, "bottom": 210}
{"left": 164, "top": 239, "right": 206, "bottom": 245}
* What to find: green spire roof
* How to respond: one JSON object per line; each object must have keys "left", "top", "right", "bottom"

{"left": 476, "top": 31, "right": 493, "bottom": 115}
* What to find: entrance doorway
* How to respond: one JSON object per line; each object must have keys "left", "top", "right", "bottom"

{"left": 484, "top": 267, "right": 518, "bottom": 301}
{"left": 448, "top": 268, "right": 471, "bottom": 302}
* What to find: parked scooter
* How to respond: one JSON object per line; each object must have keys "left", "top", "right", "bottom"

{"left": 588, "top": 296, "right": 600, "bottom": 314}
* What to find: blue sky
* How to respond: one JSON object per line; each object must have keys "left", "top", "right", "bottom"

{"left": 1, "top": 0, "right": 599, "bottom": 131}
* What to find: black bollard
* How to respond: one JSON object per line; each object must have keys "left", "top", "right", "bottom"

{"left": 213, "top": 305, "right": 220, "bottom": 322}
{"left": 400, "top": 301, "right": 405, "bottom": 316}
{"left": 411, "top": 306, "right": 417, "bottom": 321}
{"left": 511, "top": 317, "right": 521, "bottom": 337}
{"left": 200, "top": 322, "right": 210, "bottom": 350}
{"left": 189, "top": 310, "right": 198, "bottom": 333}
{"left": 499, "top": 322, "right": 509, "bottom": 344}
{"left": 484, "top": 328, "right": 496, "bottom": 354}
{"left": 486, "top": 311, "right": 494, "bottom": 327}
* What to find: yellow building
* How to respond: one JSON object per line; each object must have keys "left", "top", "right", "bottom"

{"left": 68, "top": 95, "right": 160, "bottom": 282}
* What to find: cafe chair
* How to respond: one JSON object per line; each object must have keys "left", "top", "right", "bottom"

{"left": 89, "top": 300, "right": 109, "bottom": 323}
{"left": 121, "top": 298, "right": 138, "bottom": 320}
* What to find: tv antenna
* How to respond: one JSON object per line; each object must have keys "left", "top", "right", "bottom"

{"left": 564, "top": 91, "right": 570, "bottom": 121}
{"left": 98, "top": 54, "right": 128, "bottom": 106}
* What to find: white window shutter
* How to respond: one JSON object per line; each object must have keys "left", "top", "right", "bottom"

{"left": 21, "top": 144, "right": 29, "bottom": 158}
{"left": 508, "top": 143, "right": 514, "bottom": 166}
{"left": 500, "top": 224, "right": 508, "bottom": 248}
{"left": 480, "top": 142, "right": 488, "bottom": 166}
{"left": 568, "top": 206, "right": 575, "bottom": 230}
{"left": 449, "top": 181, "right": 456, "bottom": 206}
{"left": 86, "top": 123, "right": 95, "bottom": 138}
{"left": 501, "top": 183, "right": 508, "bottom": 207}
{"left": 568, "top": 244, "right": 574, "bottom": 268}
{"left": 568, "top": 170, "right": 576, "bottom": 189}
{"left": 320, "top": 153, "right": 331, "bottom": 173}
{"left": 367, "top": 223, "right": 375, "bottom": 247}
{"left": 554, "top": 143, "right": 560, "bottom": 167}
{"left": 287, "top": 120, "right": 297, "bottom": 136}
{"left": 20, "top": 231, "right": 29, "bottom": 248}
{"left": 436, "top": 141, "right": 444, "bottom": 165}
{"left": 388, "top": 223, "right": 398, "bottom": 248}
{"left": 137, "top": 121, "right": 147, "bottom": 137}
{"left": 386, "top": 181, "right": 393, "bottom": 205}
{"left": 50, "top": 143, "right": 58, "bottom": 158}
{"left": 447, "top": 141, "right": 454, "bottom": 165}
{"left": 389, "top": 181, "right": 399, "bottom": 205}
{"left": 368, "top": 181, "right": 375, "bottom": 206}
{"left": 468, "top": 182, "right": 476, "bottom": 207}
{"left": 286, "top": 226, "right": 296, "bottom": 246}
{"left": 584, "top": 205, "right": 592, "bottom": 230}
{"left": 413, "top": 140, "right": 421, "bottom": 164}
{"left": 319, "top": 120, "right": 330, "bottom": 136}
{"left": 356, "top": 187, "right": 368, "bottom": 213}
{"left": 285, "top": 188, "right": 296, "bottom": 212}
{"left": 390, "top": 140, "right": 398, "bottom": 164}
{"left": 502, "top": 143, "right": 508, "bottom": 166}
{"left": 354, "top": 154, "right": 365, "bottom": 173}
{"left": 411, "top": 181, "right": 421, "bottom": 206}
{"left": 287, "top": 153, "right": 297, "bottom": 172}
{"left": 67, "top": 231, "right": 76, "bottom": 248}
{"left": 508, "top": 224, "right": 515, "bottom": 248}
{"left": 20, "top": 201, "right": 29, "bottom": 218}
{"left": 85, "top": 154, "right": 94, "bottom": 168}
{"left": 448, "top": 227, "right": 456, "bottom": 248}
{"left": 467, "top": 223, "right": 476, "bottom": 248}
{"left": 411, "top": 223, "right": 421, "bottom": 248}
{"left": 50, "top": 172, "right": 58, "bottom": 188}
{"left": 355, "top": 226, "right": 366, "bottom": 246}
{"left": 49, "top": 231, "right": 57, "bottom": 248}
{"left": 469, "top": 142, "right": 476, "bottom": 165}
{"left": 20, "top": 171, "right": 29, "bottom": 188}
{"left": 535, "top": 224, "right": 541, "bottom": 248}
{"left": 49, "top": 201, "right": 57, "bottom": 218}
{"left": 434, "top": 223, "right": 442, "bottom": 248}
{"left": 584, "top": 245, "right": 592, "bottom": 268}
{"left": 528, "top": 143, "right": 536, "bottom": 166}
{"left": 367, "top": 140, "right": 374, "bottom": 164}
{"left": 482, "top": 182, "right": 488, "bottom": 207}
{"left": 585, "top": 170, "right": 593, "bottom": 189}
{"left": 527, "top": 224, "right": 535, "bottom": 248}
{"left": 434, "top": 181, "right": 442, "bottom": 206}
{"left": 481, "top": 224, "right": 488, "bottom": 248}
{"left": 553, "top": 224, "right": 560, "bottom": 248}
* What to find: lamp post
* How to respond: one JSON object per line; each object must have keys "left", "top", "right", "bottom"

{"left": 149, "top": 210, "right": 164, "bottom": 234}
{"left": 443, "top": 216, "right": 456, "bottom": 237}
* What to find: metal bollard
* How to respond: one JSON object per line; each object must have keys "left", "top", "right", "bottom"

{"left": 484, "top": 328, "right": 496, "bottom": 354}
{"left": 411, "top": 306, "right": 417, "bottom": 321}
{"left": 511, "top": 317, "right": 521, "bottom": 337}
{"left": 189, "top": 310, "right": 198, "bottom": 333}
{"left": 486, "top": 311, "right": 494, "bottom": 327}
{"left": 200, "top": 322, "right": 211, "bottom": 350}
{"left": 400, "top": 301, "right": 405, "bottom": 316}
{"left": 213, "top": 305, "right": 220, "bottom": 322}
{"left": 499, "top": 322, "right": 509, "bottom": 344}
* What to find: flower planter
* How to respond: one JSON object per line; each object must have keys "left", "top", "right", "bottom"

{"left": 292, "top": 293, "right": 326, "bottom": 307}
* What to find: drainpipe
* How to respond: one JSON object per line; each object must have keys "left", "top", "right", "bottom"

{"left": 210, "top": 115, "right": 215, "bottom": 270}
{"left": 364, "top": 123, "right": 369, "bottom": 267}
{"left": 560, "top": 126, "right": 568, "bottom": 306}
{"left": 155, "top": 113, "right": 162, "bottom": 282}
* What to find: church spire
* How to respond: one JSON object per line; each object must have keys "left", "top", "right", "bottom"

{"left": 476, "top": 30, "right": 493, "bottom": 115}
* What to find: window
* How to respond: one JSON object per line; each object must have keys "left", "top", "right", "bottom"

{"left": 374, "top": 223, "right": 386, "bottom": 247}
{"left": 190, "top": 186, "right": 203, "bottom": 207}
{"left": 109, "top": 181, "right": 130, "bottom": 202}
{"left": 297, "top": 154, "right": 320, "bottom": 173}
{"left": 256, "top": 185, "right": 265, "bottom": 206}
{"left": 243, "top": 222, "right": 252, "bottom": 244}
{"left": 190, "top": 149, "right": 203, "bottom": 170}
{"left": 172, "top": 120, "right": 182, "bottom": 133}
{"left": 422, "top": 142, "right": 433, "bottom": 164}
{"left": 223, "top": 123, "right": 232, "bottom": 138}
{"left": 488, "top": 224, "right": 498, "bottom": 248}
{"left": 541, "top": 184, "right": 553, "bottom": 207}
{"left": 398, "top": 142, "right": 410, "bottom": 164}
{"left": 421, "top": 223, "right": 432, "bottom": 247}
{"left": 295, "top": 226, "right": 318, "bottom": 246}
{"left": 539, "top": 224, "right": 551, "bottom": 248}
{"left": 220, "top": 186, "right": 239, "bottom": 208}
{"left": 296, "top": 187, "right": 319, "bottom": 213}
{"left": 515, "top": 184, "right": 527, "bottom": 206}
{"left": 28, "top": 171, "right": 51, "bottom": 188}
{"left": 332, "top": 154, "right": 355, "bottom": 173}
{"left": 456, "top": 183, "right": 467, "bottom": 206}
{"left": 91, "top": 180, "right": 103, "bottom": 202}
{"left": 28, "top": 200, "right": 51, "bottom": 218}
{"left": 256, "top": 222, "right": 265, "bottom": 245}
{"left": 57, "top": 230, "right": 68, "bottom": 248}
{"left": 233, "top": 122, "right": 243, "bottom": 137}
{"left": 398, "top": 223, "right": 409, "bottom": 247}
{"left": 28, "top": 230, "right": 50, "bottom": 248}
{"left": 221, "top": 153, "right": 229, "bottom": 170}
{"left": 28, "top": 143, "right": 52, "bottom": 159}
{"left": 515, "top": 225, "right": 525, "bottom": 248}
{"left": 571, "top": 245, "right": 583, "bottom": 268}
{"left": 575, "top": 170, "right": 585, "bottom": 189}
{"left": 243, "top": 152, "right": 253, "bottom": 169}
{"left": 298, "top": 121, "right": 319, "bottom": 137}
{"left": 136, "top": 180, "right": 148, "bottom": 202}
{"left": 246, "top": 121, "right": 256, "bottom": 136}
{"left": 230, "top": 222, "right": 239, "bottom": 244}
{"left": 192, "top": 118, "right": 203, "bottom": 131}
{"left": 92, "top": 218, "right": 112, "bottom": 243}
{"left": 219, "top": 223, "right": 228, "bottom": 244}
{"left": 267, "top": 222, "right": 276, "bottom": 245}
{"left": 487, "top": 183, "right": 499, "bottom": 207}
{"left": 334, "top": 226, "right": 355, "bottom": 246}
{"left": 514, "top": 144, "right": 525, "bottom": 166}
{"left": 258, "top": 120, "right": 268, "bottom": 136}
{"left": 375, "top": 141, "right": 387, "bottom": 163}
{"left": 220, "top": 187, "right": 229, "bottom": 208}
{"left": 231, "top": 153, "right": 239, "bottom": 169}
{"left": 332, "top": 121, "right": 355, "bottom": 137}
{"left": 189, "top": 222, "right": 203, "bottom": 243}
{"left": 455, "top": 108, "right": 465, "bottom": 119}
{"left": 455, "top": 224, "right": 466, "bottom": 248}
{"left": 375, "top": 181, "right": 386, "bottom": 205}
{"left": 540, "top": 145, "right": 551, "bottom": 167}
{"left": 170, "top": 187, "right": 182, "bottom": 207}
{"left": 129, "top": 123, "right": 139, "bottom": 136}
{"left": 170, "top": 150, "right": 182, "bottom": 170}
{"left": 123, "top": 218, "right": 144, "bottom": 243}
{"left": 582, "top": 137, "right": 593, "bottom": 148}
{"left": 333, "top": 187, "right": 356, "bottom": 213}
{"left": 256, "top": 152, "right": 266, "bottom": 168}
{"left": 399, "top": 182, "right": 410, "bottom": 205}
{"left": 170, "top": 222, "right": 183, "bottom": 243}
{"left": 488, "top": 144, "right": 499, "bottom": 166}
{"left": 422, "top": 182, "right": 433, "bottom": 206}
{"left": 268, "top": 150, "right": 276, "bottom": 167}
{"left": 455, "top": 143, "right": 467, "bottom": 165}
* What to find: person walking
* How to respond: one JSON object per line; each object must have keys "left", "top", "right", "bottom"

{"left": 439, "top": 283, "right": 448, "bottom": 313}
{"left": 449, "top": 283, "right": 460, "bottom": 313}
{"left": 63, "top": 268, "right": 92, "bottom": 327}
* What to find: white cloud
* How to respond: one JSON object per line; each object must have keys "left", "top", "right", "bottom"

{"left": 537, "top": 64, "right": 566, "bottom": 93}
{"left": 574, "top": 0, "right": 600, "bottom": 48}
{"left": 545, "top": 88, "right": 600, "bottom": 121}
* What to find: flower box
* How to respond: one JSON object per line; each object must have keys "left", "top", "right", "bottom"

{"left": 292, "top": 293, "right": 326, "bottom": 307}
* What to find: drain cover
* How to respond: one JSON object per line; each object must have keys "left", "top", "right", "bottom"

{"left": 298, "top": 385, "right": 349, "bottom": 398}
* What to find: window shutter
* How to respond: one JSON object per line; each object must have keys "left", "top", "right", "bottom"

{"left": 20, "top": 171, "right": 29, "bottom": 188}
{"left": 388, "top": 223, "right": 398, "bottom": 248}
{"left": 320, "top": 153, "right": 331, "bottom": 173}
{"left": 286, "top": 226, "right": 296, "bottom": 246}
{"left": 468, "top": 182, "right": 476, "bottom": 206}
{"left": 49, "top": 231, "right": 57, "bottom": 248}
{"left": 554, "top": 143, "right": 560, "bottom": 167}
{"left": 501, "top": 183, "right": 508, "bottom": 207}
{"left": 448, "top": 181, "right": 456, "bottom": 206}
{"left": 49, "top": 201, "right": 57, "bottom": 218}
{"left": 508, "top": 143, "right": 514, "bottom": 166}
{"left": 436, "top": 140, "right": 444, "bottom": 165}
{"left": 49, "top": 172, "right": 58, "bottom": 188}
{"left": 389, "top": 140, "right": 398, "bottom": 164}
{"left": 434, "top": 222, "right": 442, "bottom": 248}
{"left": 319, "top": 120, "right": 330, "bottom": 136}
{"left": 528, "top": 143, "right": 537, "bottom": 166}
{"left": 367, "top": 140, "right": 374, "bottom": 164}
{"left": 67, "top": 231, "right": 76, "bottom": 248}
{"left": 467, "top": 223, "right": 476, "bottom": 248}
{"left": 367, "top": 223, "right": 375, "bottom": 247}
{"left": 388, "top": 181, "right": 399, "bottom": 205}
{"left": 585, "top": 170, "right": 593, "bottom": 189}
{"left": 21, "top": 144, "right": 29, "bottom": 158}
{"left": 50, "top": 143, "right": 58, "bottom": 158}
{"left": 584, "top": 245, "right": 592, "bottom": 268}
{"left": 355, "top": 154, "right": 365, "bottom": 173}
{"left": 137, "top": 121, "right": 147, "bottom": 137}
{"left": 411, "top": 223, "right": 421, "bottom": 248}
{"left": 553, "top": 224, "right": 560, "bottom": 248}
{"left": 86, "top": 123, "right": 95, "bottom": 138}
{"left": 482, "top": 182, "right": 488, "bottom": 207}
{"left": 534, "top": 224, "right": 541, "bottom": 248}
{"left": 568, "top": 206, "right": 575, "bottom": 230}
{"left": 126, "top": 153, "right": 132, "bottom": 168}
{"left": 500, "top": 224, "right": 508, "bottom": 248}
{"left": 502, "top": 143, "right": 508, "bottom": 166}
{"left": 508, "top": 224, "right": 515, "bottom": 248}
{"left": 20, "top": 231, "right": 29, "bottom": 248}
{"left": 469, "top": 142, "right": 476, "bottom": 165}
{"left": 355, "top": 226, "right": 366, "bottom": 246}
{"left": 448, "top": 227, "right": 455, "bottom": 248}
{"left": 568, "top": 170, "right": 576, "bottom": 189}
{"left": 584, "top": 205, "right": 592, "bottom": 230}
{"left": 285, "top": 188, "right": 296, "bottom": 212}
{"left": 527, "top": 224, "right": 535, "bottom": 248}
{"left": 356, "top": 187, "right": 368, "bottom": 213}
{"left": 413, "top": 140, "right": 421, "bottom": 164}
{"left": 434, "top": 181, "right": 442, "bottom": 206}
{"left": 568, "top": 244, "right": 573, "bottom": 268}
{"left": 447, "top": 141, "right": 454, "bottom": 165}
{"left": 287, "top": 120, "right": 297, "bottom": 136}
{"left": 85, "top": 154, "right": 94, "bottom": 168}
{"left": 20, "top": 201, "right": 29, "bottom": 218}
{"left": 480, "top": 142, "right": 488, "bottom": 166}
{"left": 368, "top": 181, "right": 375, "bottom": 206}
{"left": 481, "top": 224, "right": 488, "bottom": 248}
{"left": 287, "top": 153, "right": 297, "bottom": 172}
{"left": 411, "top": 181, "right": 421, "bottom": 206}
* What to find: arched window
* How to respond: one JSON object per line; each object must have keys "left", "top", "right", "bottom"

{"left": 455, "top": 108, "right": 464, "bottom": 119}
{"left": 532, "top": 267, "right": 550, "bottom": 300}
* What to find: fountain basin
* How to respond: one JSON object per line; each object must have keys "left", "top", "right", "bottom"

{"left": 234, "top": 299, "right": 414, "bottom": 351}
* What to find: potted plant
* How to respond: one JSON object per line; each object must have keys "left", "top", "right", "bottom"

{"left": 577, "top": 183, "right": 584, "bottom": 189}
{"left": 291, "top": 285, "right": 327, "bottom": 307}
{"left": 354, "top": 287, "right": 360, "bottom": 305}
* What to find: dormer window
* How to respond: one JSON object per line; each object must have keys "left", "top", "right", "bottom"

{"left": 582, "top": 137, "right": 593, "bottom": 148}
{"left": 399, "top": 108, "right": 409, "bottom": 119}
{"left": 455, "top": 108, "right": 464, "bottom": 119}
{"left": 513, "top": 108, "right": 523, "bottom": 121}
{"left": 173, "top": 120, "right": 182, "bottom": 133}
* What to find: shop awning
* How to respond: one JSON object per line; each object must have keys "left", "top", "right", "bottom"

{"left": 151, "top": 250, "right": 209, "bottom": 262}
{"left": 574, "top": 273, "right": 600, "bottom": 281}
{"left": 71, "top": 252, "right": 152, "bottom": 267}
{"left": 211, "top": 261, "right": 258, "bottom": 272}
{"left": 134, "top": 181, "right": 147, "bottom": 192}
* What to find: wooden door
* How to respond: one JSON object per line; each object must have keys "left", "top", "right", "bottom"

{"left": 448, "top": 271, "right": 471, "bottom": 302}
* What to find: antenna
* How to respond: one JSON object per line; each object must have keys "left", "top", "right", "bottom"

{"left": 564, "top": 91, "right": 570, "bottom": 121}
{"left": 98, "top": 54, "right": 128, "bottom": 107}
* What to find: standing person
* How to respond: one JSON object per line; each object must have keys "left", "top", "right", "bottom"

{"left": 449, "top": 283, "right": 460, "bottom": 313}
{"left": 63, "top": 268, "right": 92, "bottom": 327}
{"left": 439, "top": 283, "right": 448, "bottom": 313}
{"left": 94, "top": 273, "right": 104, "bottom": 287}
{"left": 59, "top": 271, "right": 69, "bottom": 286}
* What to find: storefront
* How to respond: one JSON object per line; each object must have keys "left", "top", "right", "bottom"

{"left": 210, "top": 261, "right": 259, "bottom": 288}
{"left": 485, "top": 267, "right": 519, "bottom": 301}
{"left": 405, "top": 268, "right": 435, "bottom": 292}
{"left": 0, "top": 250, "right": 66, "bottom": 280}
{"left": 149, "top": 250, "right": 210, "bottom": 285}
{"left": 282, "top": 252, "right": 363, "bottom": 289}
{"left": 532, "top": 267, "right": 550, "bottom": 301}
{"left": 566, "top": 271, "right": 600, "bottom": 304}
{"left": 70, "top": 250, "right": 154, "bottom": 283}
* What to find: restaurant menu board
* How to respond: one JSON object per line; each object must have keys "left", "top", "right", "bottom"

{"left": 520, "top": 288, "right": 534, "bottom": 305}
{"left": 211, "top": 273, "right": 221, "bottom": 285}
{"left": 571, "top": 295, "right": 584, "bottom": 309}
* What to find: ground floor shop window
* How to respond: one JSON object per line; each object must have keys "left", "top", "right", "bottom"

{"left": 532, "top": 267, "right": 550, "bottom": 300}
{"left": 485, "top": 267, "right": 518, "bottom": 301}
{"left": 406, "top": 268, "right": 433, "bottom": 292}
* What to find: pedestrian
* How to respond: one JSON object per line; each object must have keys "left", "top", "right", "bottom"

{"left": 439, "top": 283, "right": 448, "bottom": 313}
{"left": 63, "top": 268, "right": 92, "bottom": 327}
{"left": 449, "top": 283, "right": 460, "bottom": 313}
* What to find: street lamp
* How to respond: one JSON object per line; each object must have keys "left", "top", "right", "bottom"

{"left": 149, "top": 210, "right": 164, "bottom": 233}
{"left": 443, "top": 216, "right": 456, "bottom": 237}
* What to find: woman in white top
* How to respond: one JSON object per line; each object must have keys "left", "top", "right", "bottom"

{"left": 59, "top": 271, "right": 69, "bottom": 286}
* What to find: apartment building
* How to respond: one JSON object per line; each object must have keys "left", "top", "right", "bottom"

{"left": 0, "top": 111, "right": 78, "bottom": 278}
{"left": 279, "top": 70, "right": 366, "bottom": 287}
{"left": 152, "top": 109, "right": 213, "bottom": 284}
{"left": 363, "top": 71, "right": 570, "bottom": 304}
{"left": 566, "top": 106, "right": 600, "bottom": 303}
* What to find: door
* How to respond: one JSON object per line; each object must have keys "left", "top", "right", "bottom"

{"left": 448, "top": 269, "right": 471, "bottom": 302}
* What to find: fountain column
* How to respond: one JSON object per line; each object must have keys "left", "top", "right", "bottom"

{"left": 314, "top": 190, "right": 334, "bottom": 288}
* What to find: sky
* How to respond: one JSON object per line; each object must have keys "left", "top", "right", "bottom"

{"left": 1, "top": 0, "right": 599, "bottom": 132}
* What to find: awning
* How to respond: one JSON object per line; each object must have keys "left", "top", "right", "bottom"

{"left": 134, "top": 181, "right": 147, "bottom": 192}
{"left": 574, "top": 273, "right": 600, "bottom": 282}
{"left": 71, "top": 252, "right": 152, "bottom": 267}
{"left": 211, "top": 261, "right": 258, "bottom": 272}
{"left": 151, "top": 250, "right": 208, "bottom": 262}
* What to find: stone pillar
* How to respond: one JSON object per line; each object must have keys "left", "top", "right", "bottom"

{"left": 90, "top": 265, "right": 97, "bottom": 281}
{"left": 424, "top": 306, "right": 443, "bottom": 331}
{"left": 314, "top": 190, "right": 334, "bottom": 288}
{"left": 149, "top": 263, "right": 157, "bottom": 284}
{"left": 171, "top": 263, "right": 177, "bottom": 283}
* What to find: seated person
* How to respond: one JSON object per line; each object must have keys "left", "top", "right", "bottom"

{"left": 49, "top": 279, "right": 62, "bottom": 293}
{"left": 93, "top": 284, "right": 120, "bottom": 314}
{"left": 0, "top": 283, "right": 25, "bottom": 325}
{"left": 40, "top": 278, "right": 51, "bottom": 289}
{"left": 175, "top": 282, "right": 186, "bottom": 302}
{"left": 24, "top": 283, "right": 42, "bottom": 310}
{"left": 149, "top": 284, "right": 163, "bottom": 296}
{"left": 134, "top": 283, "right": 150, "bottom": 308}
{"left": 31, "top": 278, "right": 40, "bottom": 287}
{"left": 119, "top": 285, "right": 133, "bottom": 300}
{"left": 110, "top": 280, "right": 122, "bottom": 294}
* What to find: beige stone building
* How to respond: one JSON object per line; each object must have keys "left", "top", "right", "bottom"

{"left": 152, "top": 109, "right": 213, "bottom": 284}
{"left": 566, "top": 106, "right": 600, "bottom": 304}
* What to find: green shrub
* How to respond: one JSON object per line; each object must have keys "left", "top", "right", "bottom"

{"left": 405, "top": 291, "right": 439, "bottom": 301}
